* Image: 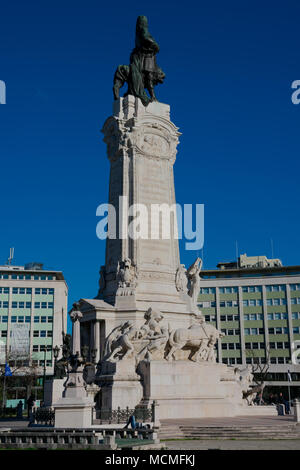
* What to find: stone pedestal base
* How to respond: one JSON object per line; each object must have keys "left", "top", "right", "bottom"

{"left": 137, "top": 360, "right": 244, "bottom": 420}
{"left": 98, "top": 359, "right": 143, "bottom": 410}
{"left": 44, "top": 378, "right": 66, "bottom": 407}
{"left": 53, "top": 396, "right": 94, "bottom": 428}
{"left": 53, "top": 371, "right": 94, "bottom": 428}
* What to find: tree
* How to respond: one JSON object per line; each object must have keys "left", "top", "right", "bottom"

{"left": 245, "top": 345, "right": 271, "bottom": 404}
{"left": 1, "top": 350, "right": 41, "bottom": 408}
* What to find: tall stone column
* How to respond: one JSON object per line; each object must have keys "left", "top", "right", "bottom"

{"left": 70, "top": 303, "right": 83, "bottom": 356}
{"left": 100, "top": 96, "right": 192, "bottom": 320}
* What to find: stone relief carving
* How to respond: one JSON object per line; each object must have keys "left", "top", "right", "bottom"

{"left": 102, "top": 308, "right": 223, "bottom": 365}
{"left": 165, "top": 312, "right": 223, "bottom": 363}
{"left": 116, "top": 258, "right": 138, "bottom": 296}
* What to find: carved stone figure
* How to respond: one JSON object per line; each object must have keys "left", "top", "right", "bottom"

{"left": 103, "top": 321, "right": 139, "bottom": 362}
{"left": 234, "top": 366, "right": 259, "bottom": 405}
{"left": 166, "top": 314, "right": 224, "bottom": 362}
{"left": 137, "top": 308, "right": 169, "bottom": 360}
{"left": 113, "top": 16, "right": 165, "bottom": 106}
{"left": 175, "top": 264, "right": 188, "bottom": 293}
{"left": 187, "top": 257, "right": 202, "bottom": 306}
{"left": 116, "top": 258, "right": 138, "bottom": 296}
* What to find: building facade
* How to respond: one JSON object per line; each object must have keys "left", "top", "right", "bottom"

{"left": 0, "top": 262, "right": 68, "bottom": 378}
{"left": 198, "top": 254, "right": 300, "bottom": 397}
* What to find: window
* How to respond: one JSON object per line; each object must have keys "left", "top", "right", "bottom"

{"left": 244, "top": 328, "right": 250, "bottom": 335}
{"left": 33, "top": 331, "right": 39, "bottom": 337}
{"left": 33, "top": 345, "right": 38, "bottom": 352}
{"left": 18, "top": 316, "right": 24, "bottom": 323}
{"left": 25, "top": 316, "right": 31, "bottom": 323}
{"left": 46, "top": 360, "right": 52, "bottom": 367}
{"left": 222, "top": 343, "right": 227, "bottom": 350}
{"left": 1, "top": 331, "right": 7, "bottom": 337}
{"left": 47, "top": 331, "right": 52, "bottom": 337}
{"left": 40, "top": 345, "right": 46, "bottom": 351}
{"left": 252, "top": 343, "right": 258, "bottom": 349}
{"left": 35, "top": 288, "right": 41, "bottom": 294}
{"left": 19, "top": 302, "right": 24, "bottom": 309}
{"left": 35, "top": 302, "right": 40, "bottom": 308}
{"left": 250, "top": 314, "right": 257, "bottom": 320}
{"left": 49, "top": 288, "right": 54, "bottom": 294}
{"left": 26, "top": 302, "right": 31, "bottom": 308}
{"left": 270, "top": 342, "right": 276, "bottom": 349}
{"left": 26, "top": 288, "right": 32, "bottom": 294}
{"left": 42, "top": 288, "right": 47, "bottom": 295}
{"left": 40, "top": 331, "right": 46, "bottom": 337}
{"left": 290, "top": 284, "right": 300, "bottom": 291}
{"left": 293, "top": 327, "right": 300, "bottom": 334}
{"left": 12, "top": 302, "right": 17, "bottom": 308}
{"left": 12, "top": 287, "right": 18, "bottom": 294}
{"left": 41, "top": 302, "right": 47, "bottom": 309}
{"left": 251, "top": 328, "right": 258, "bottom": 335}
{"left": 292, "top": 312, "right": 300, "bottom": 319}
{"left": 41, "top": 316, "right": 47, "bottom": 323}
{"left": 2, "top": 316, "right": 8, "bottom": 323}
{"left": 11, "top": 316, "right": 17, "bottom": 323}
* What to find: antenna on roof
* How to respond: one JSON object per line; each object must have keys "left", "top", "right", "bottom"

{"left": 270, "top": 238, "right": 274, "bottom": 259}
{"left": 7, "top": 247, "right": 14, "bottom": 265}
{"left": 235, "top": 241, "right": 239, "bottom": 262}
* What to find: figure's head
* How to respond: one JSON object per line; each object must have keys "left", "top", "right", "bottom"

{"left": 136, "top": 15, "right": 148, "bottom": 33}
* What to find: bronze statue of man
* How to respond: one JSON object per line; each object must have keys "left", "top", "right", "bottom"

{"left": 113, "top": 16, "right": 165, "bottom": 106}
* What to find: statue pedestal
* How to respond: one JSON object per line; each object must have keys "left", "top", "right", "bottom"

{"left": 53, "top": 371, "right": 94, "bottom": 428}
{"left": 137, "top": 360, "right": 244, "bottom": 419}
{"left": 98, "top": 359, "right": 143, "bottom": 411}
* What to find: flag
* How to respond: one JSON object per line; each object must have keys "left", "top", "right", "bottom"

{"left": 287, "top": 370, "right": 292, "bottom": 382}
{"left": 4, "top": 363, "right": 12, "bottom": 377}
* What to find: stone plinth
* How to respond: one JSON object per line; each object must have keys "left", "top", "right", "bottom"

{"left": 99, "top": 359, "right": 143, "bottom": 410}
{"left": 53, "top": 371, "right": 94, "bottom": 428}
{"left": 53, "top": 396, "right": 94, "bottom": 428}
{"left": 137, "top": 360, "right": 245, "bottom": 419}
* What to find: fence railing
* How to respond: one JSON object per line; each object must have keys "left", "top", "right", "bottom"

{"left": 31, "top": 407, "right": 55, "bottom": 426}
{"left": 97, "top": 404, "right": 154, "bottom": 424}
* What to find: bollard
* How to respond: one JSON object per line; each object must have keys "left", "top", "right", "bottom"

{"left": 294, "top": 399, "right": 300, "bottom": 423}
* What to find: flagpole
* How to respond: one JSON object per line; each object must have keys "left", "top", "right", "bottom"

{"left": 287, "top": 369, "right": 292, "bottom": 414}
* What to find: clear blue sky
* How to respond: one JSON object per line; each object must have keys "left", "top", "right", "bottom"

{"left": 1, "top": 0, "right": 300, "bottom": 326}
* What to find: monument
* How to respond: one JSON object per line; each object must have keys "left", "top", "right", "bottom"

{"left": 55, "top": 16, "right": 273, "bottom": 423}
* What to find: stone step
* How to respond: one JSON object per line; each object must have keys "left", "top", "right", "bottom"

{"left": 159, "top": 423, "right": 300, "bottom": 440}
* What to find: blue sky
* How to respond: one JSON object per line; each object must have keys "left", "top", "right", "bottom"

{"left": 1, "top": 0, "right": 300, "bottom": 326}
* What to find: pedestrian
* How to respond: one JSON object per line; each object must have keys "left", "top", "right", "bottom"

{"left": 27, "top": 395, "right": 35, "bottom": 419}
{"left": 124, "top": 414, "right": 136, "bottom": 429}
{"left": 16, "top": 400, "right": 23, "bottom": 419}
